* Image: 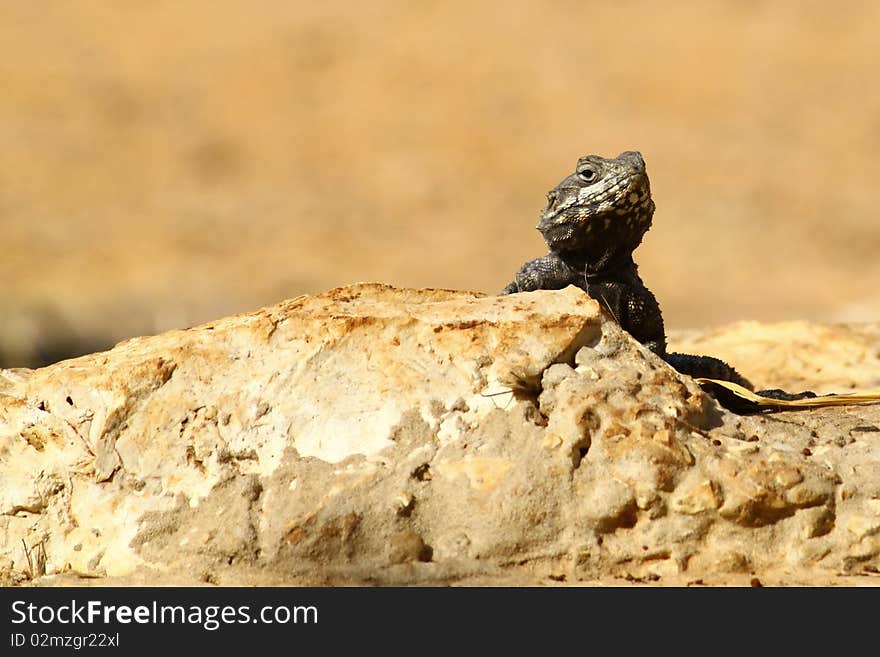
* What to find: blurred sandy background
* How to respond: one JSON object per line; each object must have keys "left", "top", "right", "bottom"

{"left": 1, "top": 1, "right": 879, "bottom": 367}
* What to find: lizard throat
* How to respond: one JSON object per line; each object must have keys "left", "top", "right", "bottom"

{"left": 540, "top": 204, "right": 654, "bottom": 268}
{"left": 556, "top": 248, "right": 636, "bottom": 279}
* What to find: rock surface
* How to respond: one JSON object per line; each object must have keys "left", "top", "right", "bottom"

{"left": 1, "top": 284, "right": 879, "bottom": 586}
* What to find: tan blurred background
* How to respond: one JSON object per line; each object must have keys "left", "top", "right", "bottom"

{"left": 1, "top": 1, "right": 879, "bottom": 367}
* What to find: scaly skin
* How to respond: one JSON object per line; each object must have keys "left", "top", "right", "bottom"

{"left": 501, "top": 151, "right": 814, "bottom": 407}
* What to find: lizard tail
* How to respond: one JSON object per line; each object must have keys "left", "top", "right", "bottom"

{"left": 665, "top": 352, "right": 754, "bottom": 390}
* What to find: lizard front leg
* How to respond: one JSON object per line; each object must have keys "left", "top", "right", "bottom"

{"left": 500, "top": 254, "right": 579, "bottom": 295}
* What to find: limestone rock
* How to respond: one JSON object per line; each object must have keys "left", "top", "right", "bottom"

{"left": 1, "top": 284, "right": 879, "bottom": 586}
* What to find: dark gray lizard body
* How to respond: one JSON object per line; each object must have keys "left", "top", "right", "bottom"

{"left": 501, "top": 151, "right": 813, "bottom": 410}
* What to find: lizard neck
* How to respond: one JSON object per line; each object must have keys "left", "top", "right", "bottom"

{"left": 555, "top": 250, "right": 637, "bottom": 280}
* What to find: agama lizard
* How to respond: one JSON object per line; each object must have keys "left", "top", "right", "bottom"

{"left": 500, "top": 151, "right": 814, "bottom": 412}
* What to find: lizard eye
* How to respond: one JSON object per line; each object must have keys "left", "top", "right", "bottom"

{"left": 577, "top": 168, "right": 598, "bottom": 183}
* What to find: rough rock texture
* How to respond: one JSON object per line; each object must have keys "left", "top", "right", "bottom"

{"left": 1, "top": 284, "right": 879, "bottom": 586}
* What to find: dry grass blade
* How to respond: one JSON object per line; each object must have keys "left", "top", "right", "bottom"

{"left": 696, "top": 378, "right": 880, "bottom": 409}
{"left": 21, "top": 538, "right": 32, "bottom": 578}
{"left": 20, "top": 538, "right": 47, "bottom": 579}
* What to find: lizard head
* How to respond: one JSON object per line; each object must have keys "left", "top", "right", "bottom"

{"left": 537, "top": 151, "right": 656, "bottom": 269}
